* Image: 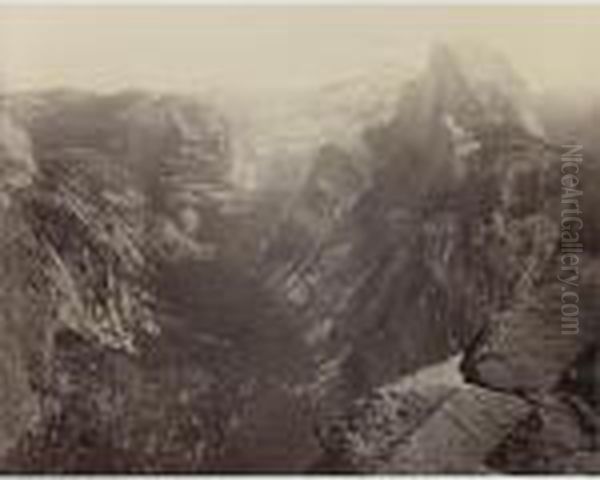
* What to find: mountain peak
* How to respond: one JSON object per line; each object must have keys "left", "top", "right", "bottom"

{"left": 427, "top": 40, "right": 543, "bottom": 137}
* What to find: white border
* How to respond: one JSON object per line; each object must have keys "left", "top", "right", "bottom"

{"left": 0, "top": 0, "right": 600, "bottom": 5}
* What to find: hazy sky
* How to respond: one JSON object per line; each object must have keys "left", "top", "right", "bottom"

{"left": 1, "top": 7, "right": 599, "bottom": 95}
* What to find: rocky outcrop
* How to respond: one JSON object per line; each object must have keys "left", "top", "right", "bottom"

{"left": 461, "top": 268, "right": 599, "bottom": 394}
{"left": 315, "top": 357, "right": 532, "bottom": 473}
{"left": 308, "top": 42, "right": 600, "bottom": 472}
{"left": 0, "top": 90, "right": 319, "bottom": 472}
{"left": 259, "top": 41, "right": 563, "bottom": 418}
{"left": 386, "top": 386, "right": 531, "bottom": 473}
{"left": 0, "top": 92, "right": 242, "bottom": 470}
{"left": 0, "top": 114, "right": 45, "bottom": 461}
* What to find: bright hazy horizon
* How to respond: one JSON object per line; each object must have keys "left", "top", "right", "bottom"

{"left": 1, "top": 6, "right": 599, "bottom": 96}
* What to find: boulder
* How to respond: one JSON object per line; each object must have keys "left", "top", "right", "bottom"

{"left": 386, "top": 385, "right": 531, "bottom": 472}
{"left": 461, "top": 257, "right": 600, "bottom": 394}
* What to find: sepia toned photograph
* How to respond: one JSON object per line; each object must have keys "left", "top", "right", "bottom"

{"left": 0, "top": 5, "right": 599, "bottom": 473}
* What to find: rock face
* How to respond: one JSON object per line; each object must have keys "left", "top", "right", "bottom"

{"left": 0, "top": 115, "right": 45, "bottom": 460}
{"left": 460, "top": 275, "right": 597, "bottom": 394}
{"left": 303, "top": 43, "right": 600, "bottom": 472}
{"left": 258, "top": 41, "right": 563, "bottom": 419}
{"left": 0, "top": 91, "right": 308, "bottom": 471}
{"left": 0, "top": 280, "right": 40, "bottom": 455}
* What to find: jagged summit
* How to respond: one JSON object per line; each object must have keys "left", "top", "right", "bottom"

{"left": 427, "top": 40, "right": 544, "bottom": 136}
